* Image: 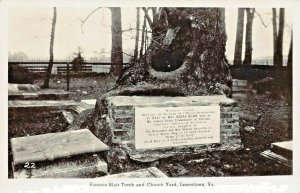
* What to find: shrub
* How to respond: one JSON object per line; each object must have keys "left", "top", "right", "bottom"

{"left": 8, "top": 64, "right": 41, "bottom": 84}
{"left": 72, "top": 52, "right": 85, "bottom": 72}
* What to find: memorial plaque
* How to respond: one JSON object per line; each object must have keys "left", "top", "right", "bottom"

{"left": 135, "top": 106, "right": 220, "bottom": 150}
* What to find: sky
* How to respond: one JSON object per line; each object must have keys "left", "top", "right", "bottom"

{"left": 8, "top": 7, "right": 293, "bottom": 61}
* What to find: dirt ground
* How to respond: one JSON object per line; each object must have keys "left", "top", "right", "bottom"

{"left": 157, "top": 92, "right": 292, "bottom": 177}
{"left": 9, "top": 75, "right": 292, "bottom": 177}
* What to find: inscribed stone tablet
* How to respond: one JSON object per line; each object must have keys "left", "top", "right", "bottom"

{"left": 135, "top": 106, "right": 220, "bottom": 150}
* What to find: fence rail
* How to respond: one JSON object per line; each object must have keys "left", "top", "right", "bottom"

{"left": 229, "top": 64, "right": 288, "bottom": 81}
{"left": 57, "top": 66, "right": 92, "bottom": 74}
{"left": 8, "top": 60, "right": 129, "bottom": 75}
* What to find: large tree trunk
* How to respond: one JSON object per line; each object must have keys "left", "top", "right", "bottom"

{"left": 272, "top": 8, "right": 278, "bottom": 64}
{"left": 151, "top": 7, "right": 158, "bottom": 22}
{"left": 134, "top": 8, "right": 140, "bottom": 60}
{"left": 243, "top": 8, "right": 255, "bottom": 65}
{"left": 233, "top": 8, "right": 245, "bottom": 65}
{"left": 117, "top": 8, "right": 231, "bottom": 96}
{"left": 287, "top": 35, "right": 293, "bottom": 68}
{"left": 286, "top": 34, "right": 292, "bottom": 105}
{"left": 139, "top": 16, "right": 146, "bottom": 58}
{"left": 43, "top": 7, "right": 57, "bottom": 88}
{"left": 142, "top": 7, "right": 153, "bottom": 27}
{"left": 109, "top": 7, "right": 123, "bottom": 76}
{"left": 274, "top": 8, "right": 285, "bottom": 66}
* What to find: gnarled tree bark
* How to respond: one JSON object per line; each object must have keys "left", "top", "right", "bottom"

{"left": 116, "top": 8, "right": 231, "bottom": 96}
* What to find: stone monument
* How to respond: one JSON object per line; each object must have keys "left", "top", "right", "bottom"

{"left": 89, "top": 8, "right": 242, "bottom": 173}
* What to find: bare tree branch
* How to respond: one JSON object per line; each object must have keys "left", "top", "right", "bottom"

{"left": 122, "top": 51, "right": 134, "bottom": 58}
{"left": 121, "top": 27, "right": 152, "bottom": 33}
{"left": 150, "top": 7, "right": 158, "bottom": 22}
{"left": 254, "top": 10, "right": 267, "bottom": 28}
{"left": 97, "top": 50, "right": 134, "bottom": 58}
{"left": 80, "top": 7, "right": 102, "bottom": 33}
{"left": 142, "top": 7, "right": 153, "bottom": 27}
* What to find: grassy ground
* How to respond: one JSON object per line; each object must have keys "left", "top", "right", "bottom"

{"left": 10, "top": 75, "right": 292, "bottom": 177}
{"left": 33, "top": 74, "right": 118, "bottom": 100}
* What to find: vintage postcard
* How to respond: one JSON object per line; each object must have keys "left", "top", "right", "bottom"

{"left": 0, "top": 0, "right": 299, "bottom": 192}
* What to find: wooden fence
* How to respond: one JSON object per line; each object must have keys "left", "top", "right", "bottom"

{"left": 8, "top": 60, "right": 129, "bottom": 75}
{"left": 229, "top": 64, "right": 288, "bottom": 81}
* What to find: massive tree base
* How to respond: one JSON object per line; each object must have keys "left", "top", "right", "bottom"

{"left": 91, "top": 7, "right": 233, "bottom": 149}
{"left": 116, "top": 8, "right": 231, "bottom": 96}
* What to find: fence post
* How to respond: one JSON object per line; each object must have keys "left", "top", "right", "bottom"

{"left": 67, "top": 62, "right": 70, "bottom": 91}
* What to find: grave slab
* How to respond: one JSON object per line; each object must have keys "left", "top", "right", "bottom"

{"left": 11, "top": 129, "right": 109, "bottom": 165}
{"left": 81, "top": 99, "right": 97, "bottom": 106}
{"left": 13, "top": 154, "right": 107, "bottom": 178}
{"left": 231, "top": 79, "right": 250, "bottom": 93}
{"left": 260, "top": 150, "right": 292, "bottom": 168}
{"left": 9, "top": 100, "right": 77, "bottom": 109}
{"left": 271, "top": 141, "right": 293, "bottom": 159}
{"left": 102, "top": 167, "right": 168, "bottom": 178}
{"left": 67, "top": 101, "right": 95, "bottom": 114}
{"left": 62, "top": 110, "right": 74, "bottom": 124}
{"left": 107, "top": 95, "right": 236, "bottom": 107}
{"left": 8, "top": 84, "right": 40, "bottom": 92}
{"left": 9, "top": 88, "right": 69, "bottom": 100}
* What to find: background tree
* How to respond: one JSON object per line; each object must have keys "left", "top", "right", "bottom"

{"left": 287, "top": 34, "right": 292, "bottom": 68}
{"left": 139, "top": 15, "right": 147, "bottom": 58}
{"left": 72, "top": 48, "right": 85, "bottom": 72}
{"left": 134, "top": 8, "right": 140, "bottom": 60}
{"left": 272, "top": 8, "right": 277, "bottom": 64}
{"left": 150, "top": 7, "right": 158, "bottom": 22}
{"left": 43, "top": 7, "right": 57, "bottom": 88}
{"left": 286, "top": 33, "right": 292, "bottom": 105}
{"left": 274, "top": 8, "right": 285, "bottom": 66}
{"left": 233, "top": 8, "right": 245, "bottom": 65}
{"left": 8, "top": 51, "right": 29, "bottom": 61}
{"left": 142, "top": 7, "right": 153, "bottom": 28}
{"left": 243, "top": 8, "right": 255, "bottom": 64}
{"left": 109, "top": 7, "right": 123, "bottom": 76}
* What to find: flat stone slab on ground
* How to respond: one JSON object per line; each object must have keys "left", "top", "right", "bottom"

{"left": 232, "top": 79, "right": 247, "bottom": 86}
{"left": 231, "top": 79, "right": 250, "bottom": 92}
{"left": 8, "top": 84, "right": 40, "bottom": 92}
{"left": 107, "top": 95, "right": 236, "bottom": 107}
{"left": 38, "top": 89, "right": 69, "bottom": 95}
{"left": 8, "top": 100, "right": 77, "bottom": 109}
{"left": 271, "top": 141, "right": 292, "bottom": 159}
{"left": 71, "top": 100, "right": 96, "bottom": 113}
{"left": 13, "top": 154, "right": 107, "bottom": 178}
{"left": 9, "top": 86, "right": 69, "bottom": 100}
{"left": 260, "top": 150, "right": 292, "bottom": 167}
{"left": 11, "top": 129, "right": 109, "bottom": 165}
{"left": 102, "top": 167, "right": 168, "bottom": 178}
{"left": 81, "top": 99, "right": 97, "bottom": 106}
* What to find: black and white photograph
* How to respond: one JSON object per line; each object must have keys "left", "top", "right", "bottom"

{"left": 1, "top": 0, "right": 300, "bottom": 192}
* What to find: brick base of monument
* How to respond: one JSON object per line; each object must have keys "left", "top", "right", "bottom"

{"left": 102, "top": 95, "right": 243, "bottom": 163}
